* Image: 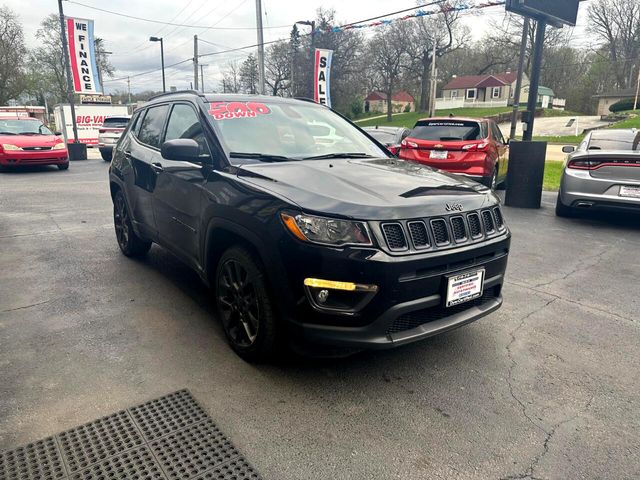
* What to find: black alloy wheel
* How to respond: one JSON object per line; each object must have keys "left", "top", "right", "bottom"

{"left": 113, "top": 190, "right": 151, "bottom": 256}
{"left": 215, "top": 247, "right": 278, "bottom": 362}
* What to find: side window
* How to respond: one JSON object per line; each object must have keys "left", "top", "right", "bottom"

{"left": 137, "top": 104, "right": 170, "bottom": 148}
{"left": 164, "top": 104, "right": 210, "bottom": 156}
{"left": 492, "top": 123, "right": 506, "bottom": 144}
{"left": 128, "top": 111, "right": 142, "bottom": 138}
{"left": 401, "top": 129, "right": 410, "bottom": 140}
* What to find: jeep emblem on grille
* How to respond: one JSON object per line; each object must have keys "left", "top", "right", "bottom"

{"left": 445, "top": 203, "right": 463, "bottom": 212}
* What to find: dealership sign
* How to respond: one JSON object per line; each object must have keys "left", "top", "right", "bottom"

{"left": 314, "top": 48, "right": 333, "bottom": 107}
{"left": 66, "top": 17, "right": 102, "bottom": 94}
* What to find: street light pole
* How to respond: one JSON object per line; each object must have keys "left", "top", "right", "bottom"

{"left": 295, "top": 20, "right": 316, "bottom": 99}
{"left": 150, "top": 36, "right": 166, "bottom": 93}
{"left": 193, "top": 35, "right": 199, "bottom": 91}
{"left": 57, "top": 0, "right": 79, "bottom": 143}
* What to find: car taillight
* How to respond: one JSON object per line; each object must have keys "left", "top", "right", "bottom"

{"left": 388, "top": 145, "right": 400, "bottom": 155}
{"left": 567, "top": 159, "right": 602, "bottom": 170}
{"left": 461, "top": 142, "right": 489, "bottom": 152}
{"left": 99, "top": 129, "right": 106, "bottom": 133}
{"left": 401, "top": 139, "right": 418, "bottom": 149}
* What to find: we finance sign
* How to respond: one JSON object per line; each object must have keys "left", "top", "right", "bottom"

{"left": 66, "top": 17, "right": 102, "bottom": 94}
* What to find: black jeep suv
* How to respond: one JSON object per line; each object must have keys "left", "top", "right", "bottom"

{"left": 109, "top": 92, "right": 510, "bottom": 361}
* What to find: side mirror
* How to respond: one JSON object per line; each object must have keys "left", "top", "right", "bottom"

{"left": 161, "top": 138, "right": 201, "bottom": 162}
{"left": 562, "top": 145, "right": 576, "bottom": 153}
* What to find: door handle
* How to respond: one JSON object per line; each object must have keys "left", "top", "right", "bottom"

{"left": 151, "top": 162, "right": 164, "bottom": 173}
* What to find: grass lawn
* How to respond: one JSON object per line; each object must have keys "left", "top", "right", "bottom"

{"left": 356, "top": 107, "right": 515, "bottom": 128}
{"left": 543, "top": 160, "right": 564, "bottom": 191}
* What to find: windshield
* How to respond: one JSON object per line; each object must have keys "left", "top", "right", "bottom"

{"left": 103, "top": 117, "right": 130, "bottom": 128}
{"left": 410, "top": 120, "right": 484, "bottom": 141}
{"left": 588, "top": 131, "right": 640, "bottom": 151}
{"left": 0, "top": 119, "right": 53, "bottom": 135}
{"left": 366, "top": 130, "right": 396, "bottom": 144}
{"left": 206, "top": 100, "right": 387, "bottom": 162}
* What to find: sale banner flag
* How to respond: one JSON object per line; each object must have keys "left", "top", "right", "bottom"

{"left": 314, "top": 48, "right": 333, "bottom": 107}
{"left": 66, "top": 17, "right": 102, "bottom": 94}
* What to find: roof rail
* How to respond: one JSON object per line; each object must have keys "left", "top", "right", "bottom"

{"left": 148, "top": 89, "right": 204, "bottom": 101}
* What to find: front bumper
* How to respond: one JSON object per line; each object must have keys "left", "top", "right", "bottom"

{"left": 278, "top": 232, "right": 510, "bottom": 350}
{"left": 0, "top": 150, "right": 68, "bottom": 166}
{"left": 560, "top": 169, "right": 640, "bottom": 212}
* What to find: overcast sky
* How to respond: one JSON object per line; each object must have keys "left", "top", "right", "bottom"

{"left": 9, "top": 0, "right": 592, "bottom": 94}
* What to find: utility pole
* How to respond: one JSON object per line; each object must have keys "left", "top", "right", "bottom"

{"left": 57, "top": 0, "right": 79, "bottom": 143}
{"left": 193, "top": 35, "right": 199, "bottom": 91}
{"left": 634, "top": 65, "right": 640, "bottom": 110}
{"left": 510, "top": 18, "right": 529, "bottom": 140}
{"left": 255, "top": 0, "right": 265, "bottom": 94}
{"left": 127, "top": 76, "right": 131, "bottom": 104}
{"left": 522, "top": 21, "right": 546, "bottom": 141}
{"left": 428, "top": 42, "right": 437, "bottom": 117}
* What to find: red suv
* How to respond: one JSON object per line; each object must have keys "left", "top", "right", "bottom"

{"left": 0, "top": 117, "right": 68, "bottom": 171}
{"left": 399, "top": 117, "right": 508, "bottom": 189}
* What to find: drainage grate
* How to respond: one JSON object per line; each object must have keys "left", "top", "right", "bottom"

{"left": 0, "top": 390, "right": 261, "bottom": 480}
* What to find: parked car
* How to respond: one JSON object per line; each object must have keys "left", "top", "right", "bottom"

{"left": 109, "top": 92, "right": 510, "bottom": 361}
{"left": 0, "top": 117, "right": 68, "bottom": 171}
{"left": 98, "top": 115, "right": 131, "bottom": 161}
{"left": 399, "top": 117, "right": 508, "bottom": 189}
{"left": 556, "top": 129, "right": 640, "bottom": 216}
{"left": 363, "top": 126, "right": 411, "bottom": 155}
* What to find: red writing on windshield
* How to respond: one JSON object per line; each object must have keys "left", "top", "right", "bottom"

{"left": 208, "top": 102, "right": 271, "bottom": 120}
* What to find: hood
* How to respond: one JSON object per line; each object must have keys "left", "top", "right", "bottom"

{"left": 0, "top": 133, "right": 64, "bottom": 148}
{"left": 237, "top": 158, "right": 498, "bottom": 220}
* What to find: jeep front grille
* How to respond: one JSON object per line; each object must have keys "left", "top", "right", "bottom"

{"left": 381, "top": 223, "right": 408, "bottom": 251}
{"left": 378, "top": 208, "right": 506, "bottom": 254}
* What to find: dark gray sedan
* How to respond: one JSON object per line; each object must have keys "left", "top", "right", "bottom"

{"left": 556, "top": 129, "right": 640, "bottom": 216}
{"left": 362, "top": 126, "right": 410, "bottom": 155}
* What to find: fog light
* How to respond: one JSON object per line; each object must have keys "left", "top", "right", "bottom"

{"left": 317, "top": 289, "right": 329, "bottom": 304}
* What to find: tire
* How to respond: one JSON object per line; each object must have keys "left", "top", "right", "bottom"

{"left": 113, "top": 190, "right": 152, "bottom": 256}
{"left": 555, "top": 192, "right": 575, "bottom": 217}
{"left": 58, "top": 163, "right": 69, "bottom": 170}
{"left": 215, "top": 246, "right": 280, "bottom": 362}
{"left": 101, "top": 150, "right": 112, "bottom": 161}
{"left": 481, "top": 167, "right": 499, "bottom": 190}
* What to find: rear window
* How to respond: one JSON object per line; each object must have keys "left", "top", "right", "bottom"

{"left": 588, "top": 131, "right": 640, "bottom": 151}
{"left": 103, "top": 117, "right": 130, "bottom": 128}
{"left": 367, "top": 131, "right": 396, "bottom": 144}
{"left": 410, "top": 120, "right": 484, "bottom": 141}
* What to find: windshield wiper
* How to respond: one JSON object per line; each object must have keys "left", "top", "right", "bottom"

{"left": 229, "top": 152, "right": 292, "bottom": 162}
{"left": 0, "top": 131, "right": 15, "bottom": 135}
{"left": 302, "top": 152, "right": 376, "bottom": 160}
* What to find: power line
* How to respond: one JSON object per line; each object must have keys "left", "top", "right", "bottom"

{"left": 64, "top": 0, "right": 291, "bottom": 30}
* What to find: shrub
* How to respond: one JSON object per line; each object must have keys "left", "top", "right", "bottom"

{"left": 609, "top": 98, "right": 636, "bottom": 113}
{"left": 350, "top": 97, "right": 363, "bottom": 118}
{"left": 403, "top": 103, "right": 411, "bottom": 113}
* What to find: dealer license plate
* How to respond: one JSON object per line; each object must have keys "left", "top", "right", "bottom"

{"left": 445, "top": 269, "right": 485, "bottom": 307}
{"left": 619, "top": 185, "right": 640, "bottom": 198}
{"left": 430, "top": 150, "right": 448, "bottom": 160}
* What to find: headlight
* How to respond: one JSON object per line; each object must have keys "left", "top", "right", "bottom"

{"left": 52, "top": 142, "right": 66, "bottom": 150}
{"left": 2, "top": 144, "right": 20, "bottom": 151}
{"left": 281, "top": 213, "right": 372, "bottom": 246}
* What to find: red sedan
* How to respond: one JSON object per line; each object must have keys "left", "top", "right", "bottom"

{"left": 399, "top": 117, "right": 508, "bottom": 189}
{"left": 0, "top": 117, "right": 69, "bottom": 171}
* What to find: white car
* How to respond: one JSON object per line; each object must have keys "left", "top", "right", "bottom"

{"left": 98, "top": 115, "right": 130, "bottom": 161}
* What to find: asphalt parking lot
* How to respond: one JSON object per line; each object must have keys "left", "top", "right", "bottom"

{"left": 1, "top": 154, "right": 639, "bottom": 480}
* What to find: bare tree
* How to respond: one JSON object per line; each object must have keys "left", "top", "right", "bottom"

{"left": 265, "top": 41, "right": 290, "bottom": 96}
{"left": 30, "top": 14, "right": 69, "bottom": 103}
{"left": 239, "top": 54, "right": 259, "bottom": 94}
{"left": 407, "top": 0, "right": 470, "bottom": 111}
{"left": 221, "top": 60, "right": 241, "bottom": 93}
{"left": 369, "top": 22, "right": 411, "bottom": 121}
{"left": 588, "top": 0, "right": 640, "bottom": 89}
{"left": 0, "top": 6, "right": 27, "bottom": 104}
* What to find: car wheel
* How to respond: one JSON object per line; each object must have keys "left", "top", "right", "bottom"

{"left": 555, "top": 192, "right": 575, "bottom": 217}
{"left": 58, "top": 163, "right": 69, "bottom": 170}
{"left": 101, "top": 150, "right": 112, "bottom": 161}
{"left": 113, "top": 190, "right": 152, "bottom": 256}
{"left": 215, "top": 246, "right": 279, "bottom": 362}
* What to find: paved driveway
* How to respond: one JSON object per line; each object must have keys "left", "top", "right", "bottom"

{"left": 1, "top": 157, "right": 639, "bottom": 479}
{"left": 498, "top": 115, "right": 611, "bottom": 138}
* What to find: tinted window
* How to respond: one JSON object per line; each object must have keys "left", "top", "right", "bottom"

{"left": 103, "top": 117, "right": 130, "bottom": 128}
{"left": 588, "top": 131, "right": 640, "bottom": 151}
{"left": 165, "top": 104, "right": 210, "bottom": 155}
{"left": 137, "top": 105, "right": 169, "bottom": 148}
{"left": 410, "top": 120, "right": 483, "bottom": 141}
